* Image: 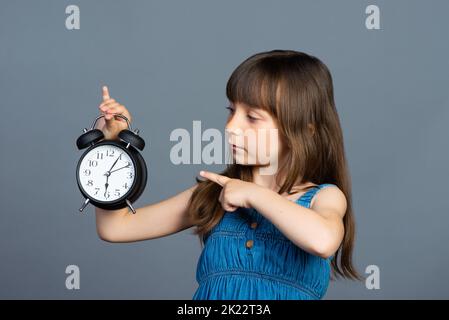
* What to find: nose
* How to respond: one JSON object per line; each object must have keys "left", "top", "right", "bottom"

{"left": 225, "top": 123, "right": 244, "bottom": 144}
{"left": 225, "top": 112, "right": 245, "bottom": 136}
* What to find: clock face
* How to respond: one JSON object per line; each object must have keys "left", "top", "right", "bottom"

{"left": 78, "top": 144, "right": 136, "bottom": 202}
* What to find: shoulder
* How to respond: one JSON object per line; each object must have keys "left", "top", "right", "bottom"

{"left": 310, "top": 184, "right": 347, "bottom": 219}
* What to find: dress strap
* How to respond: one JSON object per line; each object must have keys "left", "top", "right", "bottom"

{"left": 296, "top": 183, "right": 336, "bottom": 208}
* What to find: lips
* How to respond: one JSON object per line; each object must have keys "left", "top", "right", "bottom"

{"left": 228, "top": 139, "right": 246, "bottom": 150}
{"left": 231, "top": 144, "right": 244, "bottom": 150}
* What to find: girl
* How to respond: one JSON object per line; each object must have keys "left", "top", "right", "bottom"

{"left": 95, "top": 49, "right": 361, "bottom": 300}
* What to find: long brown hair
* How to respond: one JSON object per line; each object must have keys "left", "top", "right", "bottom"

{"left": 187, "top": 49, "right": 361, "bottom": 281}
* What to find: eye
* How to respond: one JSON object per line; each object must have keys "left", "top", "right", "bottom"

{"left": 225, "top": 106, "right": 234, "bottom": 114}
{"left": 247, "top": 114, "right": 258, "bottom": 122}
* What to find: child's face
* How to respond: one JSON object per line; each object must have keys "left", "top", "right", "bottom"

{"left": 225, "top": 102, "right": 286, "bottom": 169}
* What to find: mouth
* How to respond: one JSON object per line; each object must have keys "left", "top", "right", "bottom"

{"left": 231, "top": 143, "right": 245, "bottom": 151}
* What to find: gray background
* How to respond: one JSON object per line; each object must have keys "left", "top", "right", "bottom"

{"left": 0, "top": 0, "right": 448, "bottom": 299}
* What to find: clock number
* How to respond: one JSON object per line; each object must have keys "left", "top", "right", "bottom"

{"left": 87, "top": 180, "right": 93, "bottom": 186}
{"left": 105, "top": 191, "right": 110, "bottom": 199}
{"left": 123, "top": 183, "right": 129, "bottom": 189}
{"left": 126, "top": 172, "right": 134, "bottom": 179}
{"left": 114, "top": 189, "right": 121, "bottom": 197}
{"left": 94, "top": 187, "right": 100, "bottom": 195}
{"left": 88, "top": 160, "right": 98, "bottom": 167}
{"left": 96, "top": 152, "right": 104, "bottom": 160}
{"left": 106, "top": 149, "right": 115, "bottom": 157}
{"left": 83, "top": 169, "right": 91, "bottom": 176}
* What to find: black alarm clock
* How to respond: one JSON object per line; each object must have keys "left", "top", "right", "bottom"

{"left": 75, "top": 114, "right": 147, "bottom": 214}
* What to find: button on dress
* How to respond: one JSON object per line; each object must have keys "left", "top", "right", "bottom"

{"left": 192, "top": 183, "right": 336, "bottom": 300}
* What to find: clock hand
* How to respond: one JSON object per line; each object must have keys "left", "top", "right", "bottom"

{"left": 103, "top": 153, "right": 122, "bottom": 198}
{"left": 102, "top": 154, "right": 128, "bottom": 198}
{"left": 109, "top": 163, "right": 131, "bottom": 174}
{"left": 107, "top": 153, "right": 122, "bottom": 173}
{"left": 104, "top": 174, "right": 109, "bottom": 198}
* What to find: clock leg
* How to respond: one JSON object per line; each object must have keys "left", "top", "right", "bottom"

{"left": 126, "top": 199, "right": 136, "bottom": 214}
{"left": 79, "top": 198, "right": 90, "bottom": 212}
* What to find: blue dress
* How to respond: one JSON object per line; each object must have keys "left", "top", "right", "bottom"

{"left": 192, "top": 183, "right": 336, "bottom": 300}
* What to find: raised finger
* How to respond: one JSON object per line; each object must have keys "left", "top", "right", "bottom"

{"left": 102, "top": 86, "right": 110, "bottom": 101}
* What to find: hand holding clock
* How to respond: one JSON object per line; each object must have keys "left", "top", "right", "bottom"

{"left": 76, "top": 85, "right": 147, "bottom": 213}
{"left": 95, "top": 85, "right": 134, "bottom": 141}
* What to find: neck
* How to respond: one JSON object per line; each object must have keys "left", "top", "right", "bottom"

{"left": 251, "top": 166, "right": 281, "bottom": 192}
{"left": 250, "top": 155, "right": 312, "bottom": 194}
{"left": 251, "top": 155, "right": 290, "bottom": 193}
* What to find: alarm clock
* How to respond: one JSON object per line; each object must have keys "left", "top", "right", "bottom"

{"left": 75, "top": 114, "right": 147, "bottom": 214}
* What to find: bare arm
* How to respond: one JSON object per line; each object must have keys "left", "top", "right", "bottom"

{"left": 249, "top": 184, "right": 347, "bottom": 259}
{"left": 198, "top": 170, "right": 347, "bottom": 259}
{"left": 95, "top": 183, "right": 198, "bottom": 243}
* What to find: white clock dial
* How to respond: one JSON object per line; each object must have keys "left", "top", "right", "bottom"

{"left": 78, "top": 145, "right": 136, "bottom": 202}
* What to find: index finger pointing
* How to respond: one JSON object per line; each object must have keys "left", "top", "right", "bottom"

{"left": 200, "top": 170, "right": 230, "bottom": 187}
{"left": 102, "top": 85, "right": 110, "bottom": 101}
